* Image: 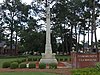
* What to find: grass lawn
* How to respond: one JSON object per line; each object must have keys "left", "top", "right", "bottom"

{"left": 0, "top": 72, "right": 59, "bottom": 75}
{"left": 0, "top": 57, "right": 26, "bottom": 68}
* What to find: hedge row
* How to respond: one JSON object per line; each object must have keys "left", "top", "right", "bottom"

{"left": 56, "top": 57, "right": 71, "bottom": 61}
{"left": 2, "top": 62, "right": 36, "bottom": 69}
{"left": 39, "top": 63, "right": 57, "bottom": 69}
{"left": 27, "top": 58, "right": 41, "bottom": 61}
{"left": 2, "top": 61, "right": 57, "bottom": 69}
{"left": 27, "top": 57, "right": 71, "bottom": 62}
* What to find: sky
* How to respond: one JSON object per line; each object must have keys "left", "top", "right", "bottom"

{"left": 0, "top": 0, "right": 33, "bottom": 4}
{"left": 0, "top": 0, "right": 100, "bottom": 42}
{"left": 21, "top": 0, "right": 33, "bottom": 4}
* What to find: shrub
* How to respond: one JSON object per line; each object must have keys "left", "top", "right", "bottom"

{"left": 56, "top": 58, "right": 59, "bottom": 61}
{"left": 96, "top": 62, "right": 100, "bottom": 71}
{"left": 29, "top": 63, "right": 36, "bottom": 68}
{"left": 64, "top": 58, "right": 68, "bottom": 61}
{"left": 10, "top": 62, "right": 18, "bottom": 69}
{"left": 60, "top": 58, "right": 63, "bottom": 61}
{"left": 28, "top": 58, "right": 32, "bottom": 61}
{"left": 33, "top": 58, "right": 37, "bottom": 61}
{"left": 49, "top": 63, "right": 57, "bottom": 69}
{"left": 10, "top": 60, "right": 16, "bottom": 63}
{"left": 37, "top": 58, "right": 41, "bottom": 61}
{"left": 15, "top": 60, "right": 23, "bottom": 64}
{"left": 19, "top": 63, "right": 26, "bottom": 68}
{"left": 21, "top": 58, "right": 26, "bottom": 62}
{"left": 39, "top": 63, "right": 46, "bottom": 69}
{"left": 2, "top": 62, "right": 11, "bottom": 68}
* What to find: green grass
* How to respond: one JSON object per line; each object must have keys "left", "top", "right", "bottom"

{"left": 0, "top": 57, "right": 25, "bottom": 68}
{"left": 71, "top": 68, "right": 100, "bottom": 75}
{"left": 0, "top": 55, "right": 41, "bottom": 67}
{"left": 0, "top": 72, "right": 59, "bottom": 75}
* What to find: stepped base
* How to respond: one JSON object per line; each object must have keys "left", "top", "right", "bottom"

{"left": 39, "top": 53, "right": 58, "bottom": 64}
{"left": 39, "top": 58, "right": 58, "bottom": 64}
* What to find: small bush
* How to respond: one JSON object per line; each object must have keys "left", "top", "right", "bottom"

{"left": 19, "top": 63, "right": 26, "bottom": 68}
{"left": 10, "top": 62, "right": 18, "bottom": 69}
{"left": 15, "top": 60, "right": 23, "bottom": 64}
{"left": 2, "top": 62, "right": 11, "bottom": 68}
{"left": 28, "top": 58, "right": 32, "bottom": 61}
{"left": 37, "top": 58, "right": 41, "bottom": 61}
{"left": 60, "top": 58, "right": 63, "bottom": 61}
{"left": 10, "top": 60, "right": 16, "bottom": 63}
{"left": 56, "top": 58, "right": 59, "bottom": 61}
{"left": 39, "top": 63, "right": 46, "bottom": 69}
{"left": 64, "top": 58, "right": 68, "bottom": 61}
{"left": 33, "top": 58, "right": 37, "bottom": 61}
{"left": 21, "top": 58, "right": 26, "bottom": 62}
{"left": 49, "top": 63, "right": 57, "bottom": 69}
{"left": 29, "top": 63, "right": 36, "bottom": 68}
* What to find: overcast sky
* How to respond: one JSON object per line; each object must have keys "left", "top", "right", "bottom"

{"left": 0, "top": 0, "right": 32, "bottom": 4}
{"left": 0, "top": 0, "right": 100, "bottom": 41}
{"left": 21, "top": 0, "right": 32, "bottom": 4}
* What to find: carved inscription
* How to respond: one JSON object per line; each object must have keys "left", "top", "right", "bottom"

{"left": 77, "top": 55, "right": 97, "bottom": 58}
{"left": 77, "top": 55, "right": 97, "bottom": 62}
{"left": 78, "top": 59, "right": 97, "bottom": 61}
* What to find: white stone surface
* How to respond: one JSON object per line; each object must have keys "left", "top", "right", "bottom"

{"left": 26, "top": 63, "right": 29, "bottom": 68}
{"left": 40, "top": 58, "right": 58, "bottom": 64}
{"left": 39, "top": 1, "right": 57, "bottom": 64}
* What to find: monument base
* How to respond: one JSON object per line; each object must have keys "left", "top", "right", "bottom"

{"left": 39, "top": 53, "right": 58, "bottom": 64}
{"left": 40, "top": 58, "right": 58, "bottom": 64}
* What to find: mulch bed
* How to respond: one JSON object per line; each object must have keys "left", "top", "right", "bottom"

{"left": 35, "top": 61, "right": 66, "bottom": 68}
{"left": 0, "top": 68, "right": 72, "bottom": 75}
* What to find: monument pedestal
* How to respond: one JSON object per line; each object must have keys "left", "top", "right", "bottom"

{"left": 39, "top": 53, "right": 58, "bottom": 64}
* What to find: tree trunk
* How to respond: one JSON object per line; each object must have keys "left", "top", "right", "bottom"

{"left": 77, "top": 26, "right": 81, "bottom": 51}
{"left": 10, "top": 27, "right": 13, "bottom": 55}
{"left": 70, "top": 22, "right": 73, "bottom": 54}
{"left": 10, "top": 12, "right": 14, "bottom": 55}
{"left": 65, "top": 35, "right": 68, "bottom": 54}
{"left": 15, "top": 30, "right": 18, "bottom": 55}
{"left": 93, "top": 0, "right": 98, "bottom": 52}
{"left": 75, "top": 24, "right": 78, "bottom": 52}
{"left": 91, "top": 16, "right": 94, "bottom": 51}
{"left": 83, "top": 31, "right": 85, "bottom": 53}
{"left": 88, "top": 19, "right": 90, "bottom": 48}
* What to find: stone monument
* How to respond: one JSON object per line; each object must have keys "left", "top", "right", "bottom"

{"left": 39, "top": 0, "right": 58, "bottom": 64}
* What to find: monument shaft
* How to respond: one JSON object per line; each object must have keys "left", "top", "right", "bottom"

{"left": 45, "top": 4, "right": 52, "bottom": 55}
{"left": 39, "top": 0, "right": 58, "bottom": 64}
